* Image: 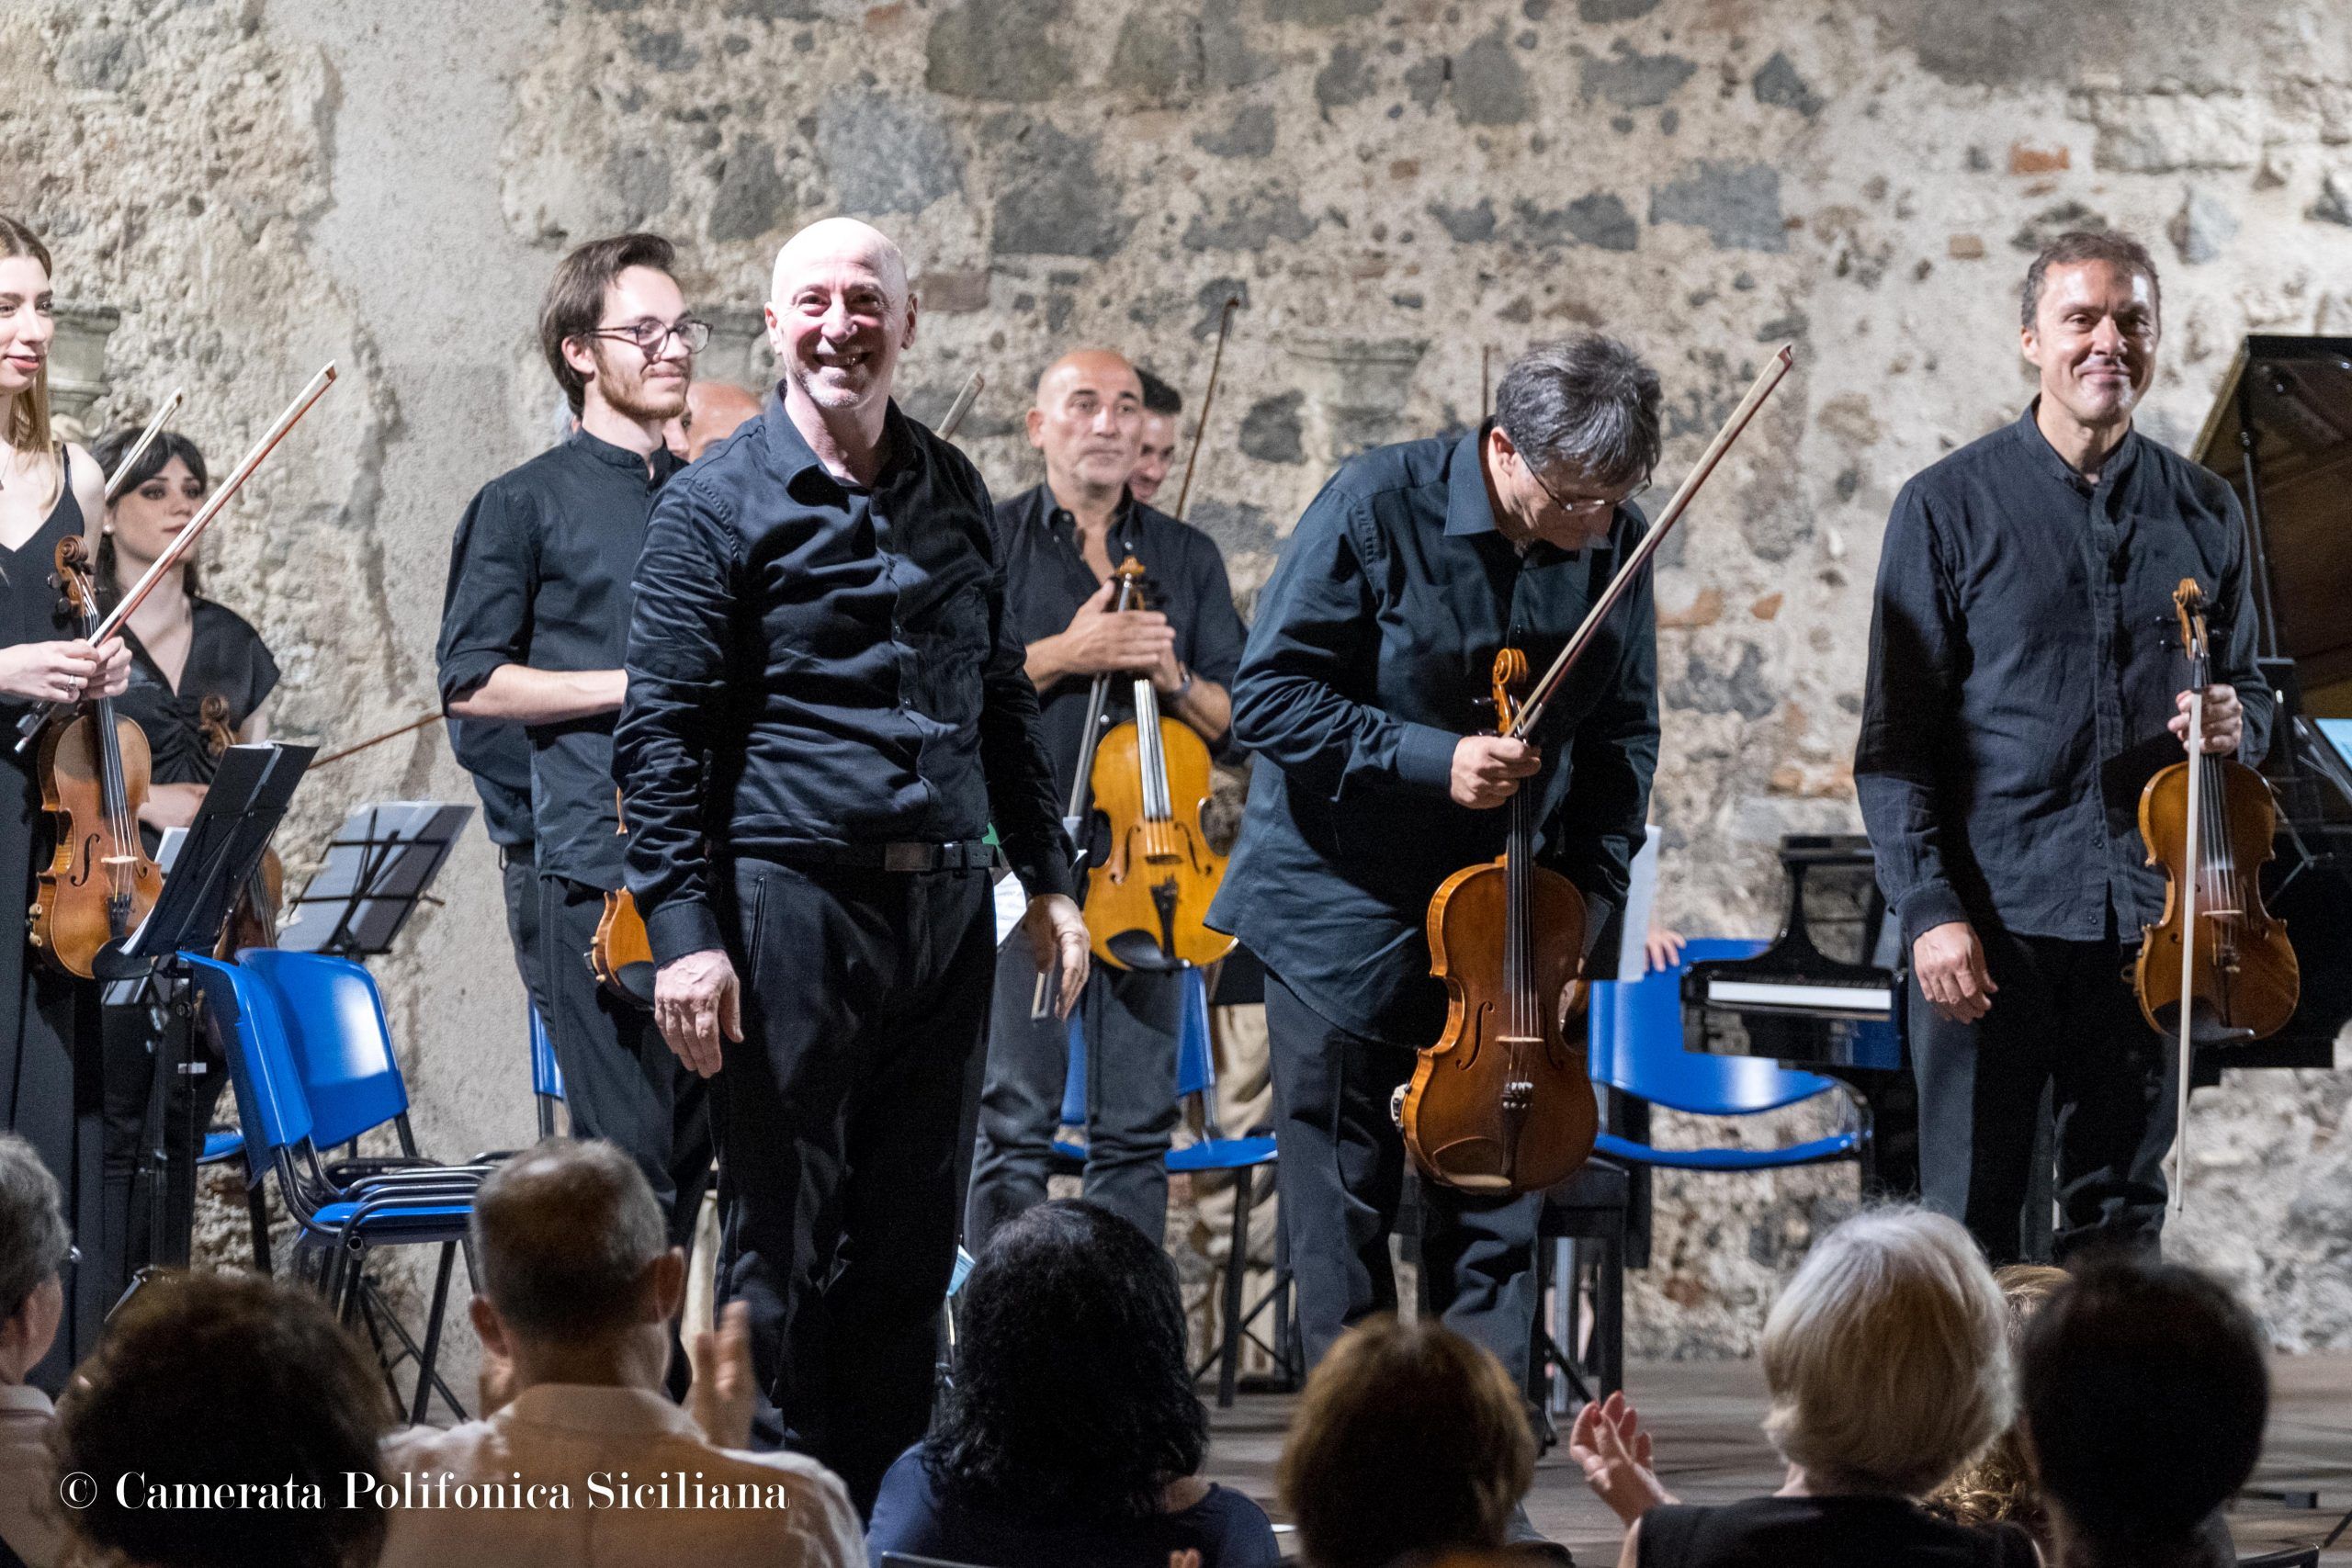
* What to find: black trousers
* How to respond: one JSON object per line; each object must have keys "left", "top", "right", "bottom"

{"left": 967, "top": 941, "right": 1181, "bottom": 1250}
{"left": 722, "top": 856, "right": 994, "bottom": 1516}
{"left": 1910, "top": 919, "right": 2175, "bottom": 1264}
{"left": 500, "top": 845, "right": 551, "bottom": 1024}
{"left": 1263, "top": 971, "right": 1541, "bottom": 1378}
{"left": 537, "top": 874, "right": 711, "bottom": 1250}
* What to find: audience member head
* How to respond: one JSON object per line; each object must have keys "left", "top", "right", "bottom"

{"left": 469, "top": 1138, "right": 684, "bottom": 1393}
{"left": 925, "top": 1200, "right": 1204, "bottom": 1524}
{"left": 1129, "top": 366, "right": 1182, "bottom": 506}
{"left": 685, "top": 379, "right": 763, "bottom": 460}
{"left": 1759, "top": 1207, "right": 2010, "bottom": 1496}
{"left": 1278, "top": 1316, "right": 1534, "bottom": 1568}
{"left": 1927, "top": 1263, "right": 2069, "bottom": 1541}
{"left": 1026, "top": 348, "right": 1145, "bottom": 513}
{"left": 52, "top": 1270, "right": 391, "bottom": 1568}
{"left": 0, "top": 1134, "right": 67, "bottom": 1385}
{"left": 2020, "top": 1255, "right": 2267, "bottom": 1568}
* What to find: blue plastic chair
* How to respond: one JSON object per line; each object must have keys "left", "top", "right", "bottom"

{"left": 1052, "top": 969, "right": 1286, "bottom": 1406}
{"left": 1589, "top": 939, "right": 1865, "bottom": 1170}
{"left": 184, "top": 953, "right": 482, "bottom": 1423}
{"left": 529, "top": 1005, "right": 565, "bottom": 1138}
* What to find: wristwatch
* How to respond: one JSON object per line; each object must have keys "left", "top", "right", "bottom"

{"left": 1170, "top": 665, "right": 1194, "bottom": 702}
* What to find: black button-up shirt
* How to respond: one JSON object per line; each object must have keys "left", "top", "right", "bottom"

{"left": 1855, "top": 402, "right": 2272, "bottom": 948}
{"left": 994, "top": 483, "right": 1249, "bottom": 790}
{"left": 437, "top": 428, "right": 683, "bottom": 887}
{"left": 1205, "top": 426, "right": 1659, "bottom": 1046}
{"left": 616, "top": 395, "right": 1075, "bottom": 966}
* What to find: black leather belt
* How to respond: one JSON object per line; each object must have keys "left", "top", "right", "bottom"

{"left": 781, "top": 839, "right": 994, "bottom": 874}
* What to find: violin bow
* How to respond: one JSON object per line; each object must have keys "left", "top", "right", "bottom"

{"left": 1171, "top": 294, "right": 1240, "bottom": 521}
{"left": 936, "top": 371, "right": 985, "bottom": 440}
{"left": 1512, "top": 344, "right": 1796, "bottom": 739}
{"left": 101, "top": 388, "right": 187, "bottom": 503}
{"left": 16, "top": 365, "right": 338, "bottom": 754}
{"left": 311, "top": 710, "right": 447, "bottom": 770}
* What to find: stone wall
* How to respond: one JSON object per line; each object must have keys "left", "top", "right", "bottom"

{"left": 9, "top": 0, "right": 2349, "bottom": 1352}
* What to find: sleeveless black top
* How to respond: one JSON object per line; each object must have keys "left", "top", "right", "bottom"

{"left": 1636, "top": 1495, "right": 2040, "bottom": 1568}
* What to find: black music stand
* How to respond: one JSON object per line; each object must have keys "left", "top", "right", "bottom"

{"left": 113, "top": 742, "right": 311, "bottom": 1290}
{"left": 275, "top": 802, "right": 472, "bottom": 959}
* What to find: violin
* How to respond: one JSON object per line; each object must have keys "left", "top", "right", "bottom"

{"left": 2134, "top": 578, "right": 2298, "bottom": 1213}
{"left": 1401, "top": 650, "right": 1598, "bottom": 1194}
{"left": 1082, "top": 558, "right": 1235, "bottom": 972}
{"left": 198, "top": 693, "right": 284, "bottom": 953}
{"left": 28, "top": 537, "right": 165, "bottom": 978}
{"left": 592, "top": 790, "right": 655, "bottom": 1005}
{"left": 1398, "top": 344, "right": 1799, "bottom": 1196}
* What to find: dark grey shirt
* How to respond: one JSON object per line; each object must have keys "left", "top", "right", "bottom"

{"left": 993, "top": 483, "right": 1249, "bottom": 789}
{"left": 1855, "top": 402, "right": 2272, "bottom": 948}
{"left": 438, "top": 427, "right": 683, "bottom": 888}
{"left": 616, "top": 396, "right": 1074, "bottom": 967}
{"left": 1205, "top": 426, "right": 1659, "bottom": 1046}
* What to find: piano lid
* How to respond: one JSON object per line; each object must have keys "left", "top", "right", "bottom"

{"left": 2191, "top": 335, "right": 2352, "bottom": 708}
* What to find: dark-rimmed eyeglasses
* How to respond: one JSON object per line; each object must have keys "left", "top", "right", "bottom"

{"left": 1520, "top": 451, "right": 1639, "bottom": 521}
{"left": 584, "top": 317, "right": 711, "bottom": 355}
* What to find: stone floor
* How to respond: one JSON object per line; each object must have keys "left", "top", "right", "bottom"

{"left": 1201, "top": 1354, "right": 2352, "bottom": 1565}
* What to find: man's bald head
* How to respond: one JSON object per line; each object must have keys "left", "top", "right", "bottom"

{"left": 770, "top": 218, "right": 909, "bottom": 313}
{"left": 764, "top": 217, "right": 917, "bottom": 424}
{"left": 685, "top": 379, "right": 763, "bottom": 460}
{"left": 1027, "top": 347, "right": 1146, "bottom": 509}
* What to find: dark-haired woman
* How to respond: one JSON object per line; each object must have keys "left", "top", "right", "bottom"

{"left": 0, "top": 215, "right": 130, "bottom": 1387}
{"left": 85, "top": 425, "right": 277, "bottom": 1292}
{"left": 866, "top": 1199, "right": 1279, "bottom": 1568}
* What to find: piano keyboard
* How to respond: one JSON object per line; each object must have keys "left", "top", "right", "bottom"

{"left": 1702, "top": 977, "right": 1894, "bottom": 1018}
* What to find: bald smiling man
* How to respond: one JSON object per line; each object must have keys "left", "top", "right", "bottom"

{"left": 965, "top": 346, "right": 1247, "bottom": 1254}
{"left": 615, "top": 218, "right": 1087, "bottom": 1512}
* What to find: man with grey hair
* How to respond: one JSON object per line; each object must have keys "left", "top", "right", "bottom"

{"left": 616, "top": 217, "right": 1086, "bottom": 1511}
{"left": 379, "top": 1139, "right": 864, "bottom": 1567}
{"left": 0, "top": 1132, "right": 69, "bottom": 1566}
{"left": 1208, "top": 335, "right": 1662, "bottom": 1427}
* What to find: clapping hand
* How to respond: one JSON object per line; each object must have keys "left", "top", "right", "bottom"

{"left": 1568, "top": 1391, "right": 1676, "bottom": 1526}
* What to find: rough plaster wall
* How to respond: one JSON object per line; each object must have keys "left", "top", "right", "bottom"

{"left": 10, "top": 0, "right": 2351, "bottom": 1354}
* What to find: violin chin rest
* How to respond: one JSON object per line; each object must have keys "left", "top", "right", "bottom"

{"left": 1105, "top": 931, "right": 1188, "bottom": 972}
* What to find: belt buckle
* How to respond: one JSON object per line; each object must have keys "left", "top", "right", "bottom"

{"left": 883, "top": 842, "right": 930, "bottom": 874}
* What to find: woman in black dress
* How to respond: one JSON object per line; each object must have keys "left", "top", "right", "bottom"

{"left": 0, "top": 215, "right": 130, "bottom": 1386}
{"left": 87, "top": 423, "right": 277, "bottom": 1291}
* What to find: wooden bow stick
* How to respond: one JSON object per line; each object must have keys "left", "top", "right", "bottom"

{"left": 937, "top": 371, "right": 985, "bottom": 439}
{"left": 1513, "top": 344, "right": 1795, "bottom": 738}
{"left": 17, "top": 365, "right": 338, "bottom": 752}
{"left": 1172, "top": 294, "right": 1240, "bottom": 520}
{"left": 100, "top": 389, "right": 187, "bottom": 502}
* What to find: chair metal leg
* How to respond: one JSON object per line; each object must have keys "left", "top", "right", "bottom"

{"left": 1599, "top": 1231, "right": 1625, "bottom": 1398}
{"left": 411, "top": 1242, "right": 457, "bottom": 1425}
{"left": 1216, "top": 1166, "right": 1257, "bottom": 1408}
{"left": 246, "top": 1181, "right": 274, "bottom": 1276}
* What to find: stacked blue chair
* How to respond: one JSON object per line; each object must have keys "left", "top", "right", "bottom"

{"left": 183, "top": 952, "right": 487, "bottom": 1424}
{"left": 1535, "top": 937, "right": 1872, "bottom": 1416}
{"left": 529, "top": 1005, "right": 565, "bottom": 1139}
{"left": 1049, "top": 970, "right": 1288, "bottom": 1406}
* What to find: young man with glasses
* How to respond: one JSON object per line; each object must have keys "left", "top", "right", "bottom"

{"left": 439, "top": 232, "right": 715, "bottom": 1283}
{"left": 1206, "top": 336, "right": 1663, "bottom": 1488}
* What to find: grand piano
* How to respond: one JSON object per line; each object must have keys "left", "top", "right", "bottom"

{"left": 1681, "top": 334, "right": 2352, "bottom": 1197}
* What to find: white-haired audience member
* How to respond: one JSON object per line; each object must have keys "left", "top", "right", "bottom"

{"left": 1571, "top": 1207, "right": 2033, "bottom": 1568}
{"left": 2020, "top": 1255, "right": 2267, "bottom": 1568}
{"left": 377, "top": 1139, "right": 864, "bottom": 1568}
{"left": 0, "top": 1134, "right": 68, "bottom": 1567}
